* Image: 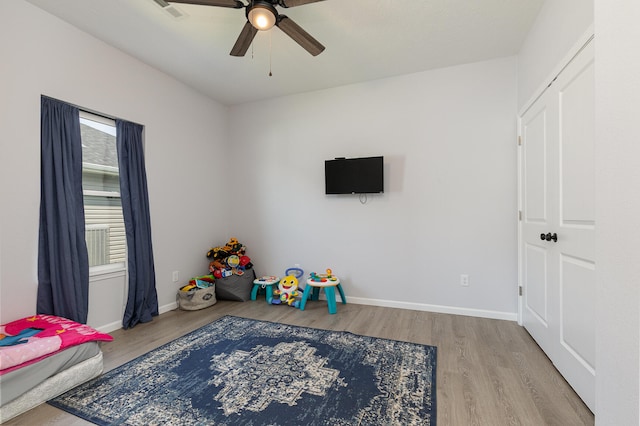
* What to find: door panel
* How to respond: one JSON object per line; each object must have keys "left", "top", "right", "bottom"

{"left": 554, "top": 41, "right": 596, "bottom": 410}
{"left": 524, "top": 244, "right": 548, "bottom": 325}
{"left": 519, "top": 40, "right": 595, "bottom": 411}
{"left": 523, "top": 108, "right": 548, "bottom": 222}
{"left": 560, "top": 58, "right": 596, "bottom": 225}
{"left": 560, "top": 255, "right": 596, "bottom": 371}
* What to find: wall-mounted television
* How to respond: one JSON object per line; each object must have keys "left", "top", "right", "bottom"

{"left": 325, "top": 156, "right": 384, "bottom": 194}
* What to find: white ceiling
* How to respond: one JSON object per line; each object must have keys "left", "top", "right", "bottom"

{"left": 25, "top": 0, "right": 544, "bottom": 106}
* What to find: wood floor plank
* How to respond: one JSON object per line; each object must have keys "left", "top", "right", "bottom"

{"left": 3, "top": 301, "right": 594, "bottom": 425}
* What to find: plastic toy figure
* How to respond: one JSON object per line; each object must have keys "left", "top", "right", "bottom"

{"left": 272, "top": 275, "right": 300, "bottom": 307}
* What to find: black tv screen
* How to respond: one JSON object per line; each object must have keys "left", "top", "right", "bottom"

{"left": 325, "top": 156, "right": 384, "bottom": 194}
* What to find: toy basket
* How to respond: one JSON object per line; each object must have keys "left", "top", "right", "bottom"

{"left": 177, "top": 285, "right": 217, "bottom": 311}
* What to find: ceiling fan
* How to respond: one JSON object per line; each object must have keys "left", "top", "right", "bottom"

{"left": 168, "top": 0, "right": 326, "bottom": 57}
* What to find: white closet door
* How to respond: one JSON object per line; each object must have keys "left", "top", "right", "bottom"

{"left": 520, "top": 40, "right": 595, "bottom": 411}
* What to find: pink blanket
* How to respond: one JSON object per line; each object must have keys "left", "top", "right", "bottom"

{"left": 0, "top": 315, "right": 113, "bottom": 374}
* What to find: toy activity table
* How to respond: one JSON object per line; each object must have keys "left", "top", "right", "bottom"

{"left": 251, "top": 276, "right": 279, "bottom": 303}
{"left": 299, "top": 271, "right": 346, "bottom": 314}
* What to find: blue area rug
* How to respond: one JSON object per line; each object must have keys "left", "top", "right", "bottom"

{"left": 49, "top": 315, "right": 437, "bottom": 425}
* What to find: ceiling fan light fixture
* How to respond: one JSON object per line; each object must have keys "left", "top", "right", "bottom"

{"left": 248, "top": 3, "right": 277, "bottom": 31}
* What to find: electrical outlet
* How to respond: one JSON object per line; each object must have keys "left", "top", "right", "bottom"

{"left": 172, "top": 271, "right": 179, "bottom": 282}
{"left": 460, "top": 274, "right": 469, "bottom": 287}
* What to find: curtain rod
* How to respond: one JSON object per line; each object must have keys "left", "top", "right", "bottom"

{"left": 40, "top": 94, "right": 143, "bottom": 127}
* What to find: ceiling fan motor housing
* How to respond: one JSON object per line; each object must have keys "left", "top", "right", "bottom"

{"left": 247, "top": 1, "right": 278, "bottom": 30}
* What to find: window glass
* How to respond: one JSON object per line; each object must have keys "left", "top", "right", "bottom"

{"left": 80, "top": 113, "right": 126, "bottom": 270}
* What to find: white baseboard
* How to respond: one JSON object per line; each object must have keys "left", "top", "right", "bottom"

{"left": 97, "top": 299, "right": 515, "bottom": 333}
{"left": 346, "top": 296, "right": 518, "bottom": 322}
{"left": 159, "top": 301, "right": 178, "bottom": 315}
{"left": 96, "top": 301, "right": 179, "bottom": 333}
{"left": 96, "top": 320, "right": 122, "bottom": 334}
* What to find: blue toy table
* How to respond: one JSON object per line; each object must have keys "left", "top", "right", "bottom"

{"left": 251, "top": 276, "right": 279, "bottom": 303}
{"left": 299, "top": 275, "right": 346, "bottom": 314}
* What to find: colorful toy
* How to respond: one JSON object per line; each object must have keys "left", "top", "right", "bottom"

{"left": 309, "top": 268, "right": 338, "bottom": 283}
{"left": 284, "top": 267, "right": 305, "bottom": 293}
{"left": 272, "top": 275, "right": 301, "bottom": 307}
{"left": 238, "top": 255, "right": 252, "bottom": 271}
{"left": 206, "top": 246, "right": 230, "bottom": 260}
{"left": 204, "top": 238, "right": 253, "bottom": 281}
{"left": 209, "top": 260, "right": 228, "bottom": 278}
{"left": 180, "top": 283, "right": 197, "bottom": 292}
{"left": 223, "top": 237, "right": 243, "bottom": 255}
{"left": 182, "top": 275, "right": 215, "bottom": 292}
{"left": 300, "top": 268, "right": 346, "bottom": 314}
{"left": 226, "top": 255, "right": 240, "bottom": 268}
{"left": 224, "top": 254, "right": 248, "bottom": 276}
{"left": 209, "top": 260, "right": 225, "bottom": 271}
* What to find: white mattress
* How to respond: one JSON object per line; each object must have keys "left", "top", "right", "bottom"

{"left": 0, "top": 349, "right": 103, "bottom": 424}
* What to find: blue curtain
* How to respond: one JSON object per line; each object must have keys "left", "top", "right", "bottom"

{"left": 117, "top": 120, "right": 159, "bottom": 329}
{"left": 37, "top": 97, "right": 89, "bottom": 324}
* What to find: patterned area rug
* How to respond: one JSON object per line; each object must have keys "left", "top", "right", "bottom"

{"left": 49, "top": 316, "right": 437, "bottom": 425}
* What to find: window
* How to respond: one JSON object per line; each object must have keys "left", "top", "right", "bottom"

{"left": 80, "top": 111, "right": 126, "bottom": 273}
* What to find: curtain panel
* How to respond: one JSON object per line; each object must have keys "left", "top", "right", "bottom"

{"left": 37, "top": 96, "right": 90, "bottom": 324}
{"left": 117, "top": 120, "right": 159, "bottom": 329}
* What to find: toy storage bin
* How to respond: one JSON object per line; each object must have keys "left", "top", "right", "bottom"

{"left": 177, "top": 285, "right": 217, "bottom": 310}
{"left": 215, "top": 269, "right": 256, "bottom": 302}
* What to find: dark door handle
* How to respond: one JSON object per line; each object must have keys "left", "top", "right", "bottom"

{"left": 540, "top": 233, "right": 558, "bottom": 242}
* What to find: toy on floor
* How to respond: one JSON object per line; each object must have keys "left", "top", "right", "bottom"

{"left": 272, "top": 275, "right": 301, "bottom": 308}
{"left": 309, "top": 268, "right": 338, "bottom": 283}
{"left": 301, "top": 268, "right": 346, "bottom": 315}
{"left": 206, "top": 238, "right": 252, "bottom": 278}
{"left": 251, "top": 275, "right": 280, "bottom": 303}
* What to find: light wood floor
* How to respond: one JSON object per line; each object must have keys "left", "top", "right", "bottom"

{"left": 5, "top": 301, "right": 594, "bottom": 425}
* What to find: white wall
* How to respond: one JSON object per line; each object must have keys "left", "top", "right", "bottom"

{"left": 594, "top": 1, "right": 640, "bottom": 424}
{"left": 228, "top": 57, "right": 519, "bottom": 319}
{"left": 517, "top": 0, "right": 594, "bottom": 110}
{"left": 0, "top": 1, "right": 230, "bottom": 328}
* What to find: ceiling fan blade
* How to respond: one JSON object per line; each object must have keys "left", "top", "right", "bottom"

{"left": 279, "top": 0, "right": 325, "bottom": 7}
{"left": 276, "top": 15, "right": 325, "bottom": 56}
{"left": 168, "top": 0, "right": 243, "bottom": 8}
{"left": 230, "top": 21, "right": 259, "bottom": 57}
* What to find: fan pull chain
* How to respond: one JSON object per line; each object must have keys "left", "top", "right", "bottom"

{"left": 269, "top": 30, "right": 273, "bottom": 77}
